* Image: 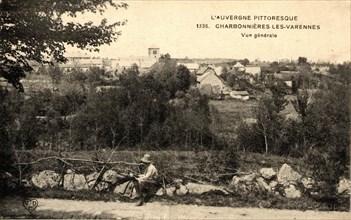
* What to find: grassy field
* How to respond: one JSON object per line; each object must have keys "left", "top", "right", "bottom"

{"left": 209, "top": 98, "right": 299, "bottom": 142}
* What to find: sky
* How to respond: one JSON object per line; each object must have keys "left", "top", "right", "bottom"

{"left": 67, "top": 0, "right": 351, "bottom": 63}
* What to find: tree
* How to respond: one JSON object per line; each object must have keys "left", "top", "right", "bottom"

{"left": 303, "top": 82, "right": 350, "bottom": 195}
{"left": 268, "top": 80, "right": 289, "bottom": 113}
{"left": 291, "top": 89, "right": 309, "bottom": 119}
{"left": 240, "top": 58, "right": 250, "bottom": 66}
{"left": 152, "top": 54, "right": 194, "bottom": 98}
{"left": 270, "top": 61, "right": 279, "bottom": 73}
{"left": 48, "top": 65, "right": 63, "bottom": 93}
{"left": 253, "top": 95, "right": 284, "bottom": 154}
{"left": 220, "top": 66, "right": 229, "bottom": 80}
{"left": 176, "top": 64, "right": 194, "bottom": 92}
{"left": 0, "top": 88, "right": 16, "bottom": 172}
{"left": 329, "top": 62, "right": 351, "bottom": 84}
{"left": 0, "top": 0, "right": 128, "bottom": 91}
{"left": 298, "top": 57, "right": 307, "bottom": 65}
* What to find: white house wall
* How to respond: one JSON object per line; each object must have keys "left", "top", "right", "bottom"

{"left": 199, "top": 72, "right": 225, "bottom": 89}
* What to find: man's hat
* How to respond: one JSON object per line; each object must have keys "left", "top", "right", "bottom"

{"left": 140, "top": 154, "right": 152, "bottom": 164}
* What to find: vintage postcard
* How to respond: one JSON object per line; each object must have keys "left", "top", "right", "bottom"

{"left": 0, "top": 0, "right": 350, "bottom": 219}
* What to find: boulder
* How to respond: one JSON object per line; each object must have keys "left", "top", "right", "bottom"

{"left": 114, "top": 181, "right": 137, "bottom": 198}
{"left": 156, "top": 188, "right": 165, "bottom": 196}
{"left": 301, "top": 177, "right": 315, "bottom": 189}
{"left": 170, "top": 179, "right": 188, "bottom": 196}
{"left": 260, "top": 168, "right": 276, "bottom": 180}
{"left": 166, "top": 187, "right": 177, "bottom": 196}
{"left": 186, "top": 182, "right": 228, "bottom": 195}
{"left": 230, "top": 173, "right": 257, "bottom": 191}
{"left": 337, "top": 177, "right": 351, "bottom": 195}
{"left": 85, "top": 172, "right": 109, "bottom": 191}
{"left": 175, "top": 184, "right": 189, "bottom": 196}
{"left": 241, "top": 173, "right": 256, "bottom": 182}
{"left": 102, "top": 170, "right": 124, "bottom": 185}
{"left": 277, "top": 164, "right": 302, "bottom": 184}
{"left": 284, "top": 184, "right": 301, "bottom": 198}
{"left": 64, "top": 173, "right": 88, "bottom": 191}
{"left": 269, "top": 180, "right": 278, "bottom": 189}
{"left": 256, "top": 177, "right": 271, "bottom": 192}
{"left": 31, "top": 170, "right": 60, "bottom": 189}
{"left": 231, "top": 173, "right": 256, "bottom": 186}
{"left": 86, "top": 172, "right": 99, "bottom": 187}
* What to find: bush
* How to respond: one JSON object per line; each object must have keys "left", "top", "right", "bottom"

{"left": 235, "top": 121, "right": 265, "bottom": 153}
{"left": 303, "top": 147, "right": 344, "bottom": 197}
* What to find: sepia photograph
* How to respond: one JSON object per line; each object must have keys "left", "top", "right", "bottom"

{"left": 0, "top": 0, "right": 350, "bottom": 219}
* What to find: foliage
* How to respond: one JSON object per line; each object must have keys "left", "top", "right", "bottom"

{"left": 329, "top": 62, "right": 351, "bottom": 84}
{"left": 302, "top": 82, "right": 350, "bottom": 187}
{"left": 0, "top": 88, "right": 16, "bottom": 173}
{"left": 291, "top": 89, "right": 309, "bottom": 119}
{"left": 235, "top": 121, "right": 265, "bottom": 153}
{"left": 0, "top": 0, "right": 127, "bottom": 91}
{"left": 267, "top": 80, "right": 289, "bottom": 113}
{"left": 298, "top": 57, "right": 308, "bottom": 65}
{"left": 151, "top": 54, "right": 196, "bottom": 98}
{"left": 252, "top": 95, "right": 285, "bottom": 154}
{"left": 5, "top": 55, "right": 217, "bottom": 151}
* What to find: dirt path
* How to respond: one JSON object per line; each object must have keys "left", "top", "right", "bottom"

{"left": 30, "top": 198, "right": 349, "bottom": 219}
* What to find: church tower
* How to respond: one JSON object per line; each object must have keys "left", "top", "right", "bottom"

{"left": 148, "top": 45, "right": 160, "bottom": 59}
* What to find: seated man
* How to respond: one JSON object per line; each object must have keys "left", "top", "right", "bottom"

{"left": 133, "top": 154, "right": 161, "bottom": 206}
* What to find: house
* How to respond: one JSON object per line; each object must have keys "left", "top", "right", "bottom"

{"left": 196, "top": 66, "right": 209, "bottom": 75}
{"left": 60, "top": 51, "right": 106, "bottom": 72}
{"left": 196, "top": 67, "right": 227, "bottom": 96}
{"left": 230, "top": 90, "right": 250, "bottom": 100}
{"left": 232, "top": 62, "right": 245, "bottom": 72}
{"left": 245, "top": 65, "right": 261, "bottom": 76}
{"left": 274, "top": 71, "right": 299, "bottom": 87}
{"left": 178, "top": 62, "right": 199, "bottom": 73}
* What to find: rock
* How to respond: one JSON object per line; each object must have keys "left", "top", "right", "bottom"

{"left": 230, "top": 173, "right": 257, "bottom": 190}
{"left": 269, "top": 180, "right": 278, "bottom": 189}
{"left": 259, "top": 200, "right": 272, "bottom": 208}
{"left": 170, "top": 179, "right": 188, "bottom": 196}
{"left": 102, "top": 170, "right": 124, "bottom": 185}
{"left": 231, "top": 176, "right": 241, "bottom": 187}
{"left": 256, "top": 177, "right": 271, "bottom": 192}
{"left": 172, "top": 178, "right": 184, "bottom": 185}
{"left": 66, "top": 169, "right": 74, "bottom": 174}
{"left": 337, "top": 177, "right": 351, "bottom": 194}
{"left": 166, "top": 187, "right": 176, "bottom": 196}
{"left": 301, "top": 177, "right": 315, "bottom": 189}
{"left": 231, "top": 173, "right": 256, "bottom": 186}
{"left": 260, "top": 168, "right": 276, "bottom": 180}
{"left": 114, "top": 181, "right": 137, "bottom": 198}
{"left": 31, "top": 170, "right": 60, "bottom": 189}
{"left": 156, "top": 188, "right": 165, "bottom": 196}
{"left": 86, "top": 172, "right": 99, "bottom": 187}
{"left": 186, "top": 182, "right": 228, "bottom": 195}
{"left": 277, "top": 164, "right": 302, "bottom": 184}
{"left": 155, "top": 186, "right": 177, "bottom": 196}
{"left": 85, "top": 172, "right": 109, "bottom": 191}
{"left": 175, "top": 184, "right": 189, "bottom": 196}
{"left": 242, "top": 173, "right": 256, "bottom": 182}
{"left": 64, "top": 173, "right": 88, "bottom": 191}
{"left": 21, "top": 179, "right": 32, "bottom": 187}
{"left": 284, "top": 184, "right": 301, "bottom": 198}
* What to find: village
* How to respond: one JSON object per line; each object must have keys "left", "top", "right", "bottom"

{"left": 1, "top": 45, "right": 330, "bottom": 104}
